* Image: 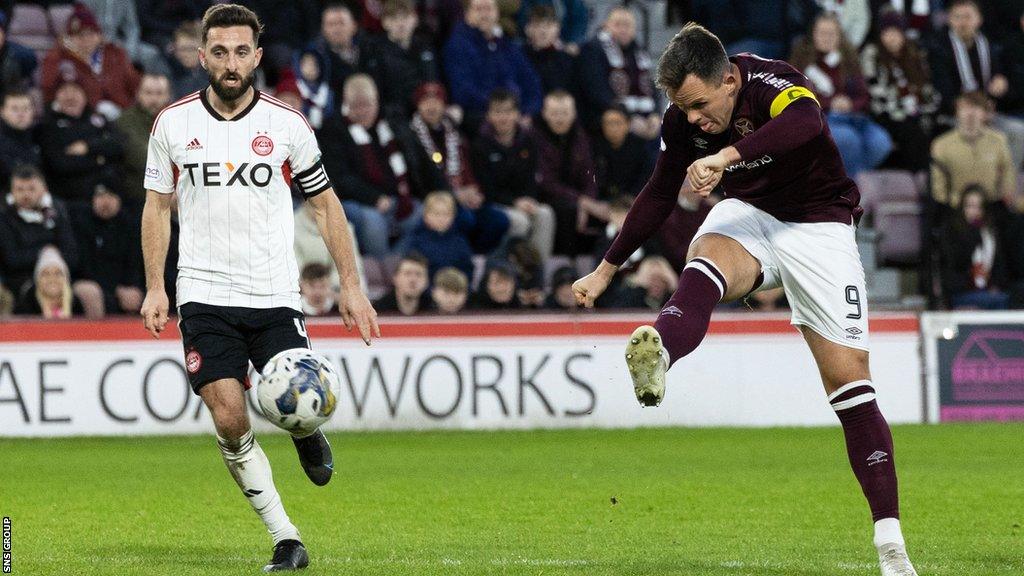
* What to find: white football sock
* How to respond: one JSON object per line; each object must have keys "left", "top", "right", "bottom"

{"left": 218, "top": 429, "right": 300, "bottom": 544}
{"left": 873, "top": 517, "right": 905, "bottom": 549}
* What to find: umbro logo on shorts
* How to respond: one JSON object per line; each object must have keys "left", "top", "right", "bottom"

{"left": 186, "top": 138, "right": 203, "bottom": 151}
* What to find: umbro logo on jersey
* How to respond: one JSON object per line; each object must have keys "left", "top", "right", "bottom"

{"left": 185, "top": 138, "right": 203, "bottom": 151}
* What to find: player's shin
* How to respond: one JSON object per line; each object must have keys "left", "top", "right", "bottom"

{"left": 218, "top": 429, "right": 301, "bottom": 544}
{"left": 829, "top": 381, "right": 904, "bottom": 548}
{"left": 654, "top": 257, "right": 727, "bottom": 366}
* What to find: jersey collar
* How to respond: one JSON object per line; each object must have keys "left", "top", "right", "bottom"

{"left": 199, "top": 87, "right": 261, "bottom": 121}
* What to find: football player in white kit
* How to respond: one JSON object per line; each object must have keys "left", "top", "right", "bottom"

{"left": 140, "top": 4, "right": 379, "bottom": 572}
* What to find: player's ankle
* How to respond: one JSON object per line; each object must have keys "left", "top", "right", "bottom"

{"left": 873, "top": 517, "right": 905, "bottom": 549}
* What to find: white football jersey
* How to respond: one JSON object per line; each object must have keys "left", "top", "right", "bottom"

{"left": 145, "top": 89, "right": 332, "bottom": 311}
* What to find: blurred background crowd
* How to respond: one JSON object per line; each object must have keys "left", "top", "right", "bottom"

{"left": 0, "top": 0, "right": 1022, "bottom": 319}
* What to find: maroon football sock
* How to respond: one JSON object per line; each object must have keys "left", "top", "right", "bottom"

{"left": 830, "top": 381, "right": 900, "bottom": 522}
{"left": 654, "top": 257, "right": 727, "bottom": 367}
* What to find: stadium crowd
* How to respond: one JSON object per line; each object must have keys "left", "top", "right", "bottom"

{"left": 0, "top": 0, "right": 1023, "bottom": 319}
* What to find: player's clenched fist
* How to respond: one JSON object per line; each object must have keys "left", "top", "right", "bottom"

{"left": 573, "top": 260, "right": 619, "bottom": 308}
{"left": 140, "top": 289, "right": 169, "bottom": 339}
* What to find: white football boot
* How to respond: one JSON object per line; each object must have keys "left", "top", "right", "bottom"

{"left": 625, "top": 325, "right": 669, "bottom": 407}
{"left": 878, "top": 543, "right": 919, "bottom": 576}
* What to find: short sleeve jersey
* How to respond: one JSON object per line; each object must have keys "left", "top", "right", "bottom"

{"left": 145, "top": 89, "right": 332, "bottom": 311}
{"left": 659, "top": 54, "right": 861, "bottom": 224}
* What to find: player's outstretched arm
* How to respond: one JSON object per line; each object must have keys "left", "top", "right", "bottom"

{"left": 140, "top": 189, "right": 173, "bottom": 338}
{"left": 308, "top": 189, "right": 380, "bottom": 345}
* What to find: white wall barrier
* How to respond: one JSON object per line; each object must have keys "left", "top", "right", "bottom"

{"left": 0, "top": 314, "right": 922, "bottom": 437}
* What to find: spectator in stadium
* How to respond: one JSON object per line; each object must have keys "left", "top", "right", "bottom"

{"left": 867, "top": 0, "right": 932, "bottom": 42}
{"left": 505, "top": 237, "right": 544, "bottom": 308}
{"left": 377, "top": 0, "right": 441, "bottom": 117}
{"left": 470, "top": 258, "right": 520, "bottom": 309}
{"left": 240, "top": 0, "right": 321, "bottom": 85}
{"left": 307, "top": 3, "right": 380, "bottom": 110}
{"left": 373, "top": 252, "right": 431, "bottom": 315}
{"left": 681, "top": 0, "right": 819, "bottom": 61}
{"left": 116, "top": 74, "right": 171, "bottom": 208}
{"left": 592, "top": 105, "right": 652, "bottom": 199}
{"left": 535, "top": 90, "right": 604, "bottom": 256}
{"left": 299, "top": 263, "right": 340, "bottom": 316}
{"left": 168, "top": 21, "right": 206, "bottom": 100}
{"left": 1001, "top": 7, "right": 1024, "bottom": 118}
{"left": 931, "top": 92, "right": 1018, "bottom": 212}
{"left": 136, "top": 0, "right": 210, "bottom": 54}
{"left": 575, "top": 6, "right": 660, "bottom": 138}
{"left": 814, "top": 0, "right": 871, "bottom": 48}
{"left": 517, "top": 0, "right": 588, "bottom": 46}
{"left": 12, "top": 246, "right": 85, "bottom": 318}
{"left": 293, "top": 201, "right": 369, "bottom": 293}
{"left": 40, "top": 3, "right": 140, "bottom": 120}
{"left": 0, "top": 165, "right": 106, "bottom": 318}
{"left": 523, "top": 6, "right": 577, "bottom": 96}
{"left": 431, "top": 266, "right": 469, "bottom": 314}
{"left": 941, "top": 185, "right": 1011, "bottom": 310}
{"left": 0, "top": 89, "right": 41, "bottom": 188}
{"left": 443, "top": 0, "right": 543, "bottom": 131}
{"left": 411, "top": 82, "right": 510, "bottom": 253}
{"left": 929, "top": 0, "right": 1024, "bottom": 168}
{"left": 545, "top": 265, "right": 578, "bottom": 309}
{"left": 472, "top": 89, "right": 556, "bottom": 261}
{"left": 860, "top": 9, "right": 938, "bottom": 172}
{"left": 38, "top": 79, "right": 124, "bottom": 208}
{"left": 603, "top": 254, "right": 678, "bottom": 310}
{"left": 406, "top": 191, "right": 474, "bottom": 279}
{"left": 411, "top": 0, "right": 465, "bottom": 47}
{"left": 69, "top": 181, "right": 143, "bottom": 315}
{"left": 318, "top": 74, "right": 445, "bottom": 258}
{"left": 0, "top": 10, "right": 38, "bottom": 95}
{"left": 291, "top": 48, "right": 335, "bottom": 130}
{"left": 592, "top": 193, "right": 643, "bottom": 270}
{"left": 79, "top": 0, "right": 169, "bottom": 75}
{"left": 272, "top": 71, "right": 304, "bottom": 110}
{"left": 790, "top": 13, "right": 893, "bottom": 176}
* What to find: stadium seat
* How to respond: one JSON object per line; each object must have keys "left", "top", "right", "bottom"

{"left": 48, "top": 5, "right": 74, "bottom": 37}
{"left": 8, "top": 5, "right": 55, "bottom": 57}
{"left": 874, "top": 201, "right": 922, "bottom": 266}
{"left": 855, "top": 169, "right": 919, "bottom": 219}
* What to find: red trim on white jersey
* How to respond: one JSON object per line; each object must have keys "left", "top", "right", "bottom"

{"left": 261, "top": 93, "right": 314, "bottom": 132}
{"left": 151, "top": 91, "right": 201, "bottom": 135}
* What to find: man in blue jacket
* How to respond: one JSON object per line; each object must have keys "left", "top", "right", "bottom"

{"left": 443, "top": 0, "right": 542, "bottom": 133}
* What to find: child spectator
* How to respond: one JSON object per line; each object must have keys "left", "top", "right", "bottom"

{"left": 0, "top": 89, "right": 41, "bottom": 188}
{"left": 373, "top": 252, "right": 431, "bottom": 315}
{"left": 471, "top": 259, "right": 520, "bottom": 310}
{"left": 592, "top": 105, "right": 652, "bottom": 198}
{"left": 545, "top": 265, "right": 578, "bottom": 310}
{"left": 168, "top": 21, "right": 206, "bottom": 99}
{"left": 13, "top": 246, "right": 84, "bottom": 318}
{"left": 294, "top": 48, "right": 335, "bottom": 130}
{"left": 431, "top": 267, "right": 469, "bottom": 314}
{"left": 607, "top": 255, "right": 678, "bottom": 310}
{"left": 407, "top": 191, "right": 474, "bottom": 279}
{"left": 941, "top": 186, "right": 1011, "bottom": 309}
{"left": 300, "top": 263, "right": 340, "bottom": 316}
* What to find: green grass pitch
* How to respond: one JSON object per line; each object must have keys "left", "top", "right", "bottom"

{"left": 2, "top": 424, "right": 1022, "bottom": 575}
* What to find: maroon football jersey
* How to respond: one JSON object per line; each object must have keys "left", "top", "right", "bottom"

{"left": 605, "top": 54, "right": 862, "bottom": 266}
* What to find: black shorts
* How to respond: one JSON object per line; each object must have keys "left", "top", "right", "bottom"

{"left": 178, "top": 302, "right": 310, "bottom": 394}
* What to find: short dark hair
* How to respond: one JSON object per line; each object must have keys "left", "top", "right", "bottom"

{"left": 656, "top": 22, "right": 729, "bottom": 93}
{"left": 383, "top": 0, "right": 414, "bottom": 18}
{"left": 527, "top": 5, "right": 558, "bottom": 24}
{"left": 11, "top": 164, "right": 44, "bottom": 183}
{"left": 398, "top": 252, "right": 429, "bottom": 272}
{"left": 948, "top": 0, "right": 980, "bottom": 11}
{"left": 1, "top": 88, "right": 32, "bottom": 106}
{"left": 300, "top": 263, "right": 330, "bottom": 282}
{"left": 201, "top": 4, "right": 263, "bottom": 45}
{"left": 956, "top": 91, "right": 992, "bottom": 111}
{"left": 487, "top": 88, "right": 519, "bottom": 110}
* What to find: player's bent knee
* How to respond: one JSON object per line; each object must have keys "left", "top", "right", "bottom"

{"left": 687, "top": 234, "right": 760, "bottom": 300}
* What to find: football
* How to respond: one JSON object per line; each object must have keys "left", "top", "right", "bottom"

{"left": 257, "top": 348, "right": 341, "bottom": 436}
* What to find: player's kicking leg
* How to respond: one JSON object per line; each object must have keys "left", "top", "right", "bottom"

{"left": 626, "top": 233, "right": 761, "bottom": 405}
{"left": 801, "top": 328, "right": 918, "bottom": 576}
{"left": 200, "top": 379, "right": 309, "bottom": 572}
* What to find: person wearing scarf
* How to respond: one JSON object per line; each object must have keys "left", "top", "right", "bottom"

{"left": 576, "top": 6, "right": 659, "bottom": 138}
{"left": 410, "top": 82, "right": 510, "bottom": 253}
{"left": 791, "top": 13, "right": 892, "bottom": 176}
{"left": 928, "top": 0, "right": 1024, "bottom": 168}
{"left": 940, "top": 186, "right": 1010, "bottom": 310}
{"left": 292, "top": 49, "right": 335, "bottom": 130}
{"left": 13, "top": 245, "right": 84, "bottom": 318}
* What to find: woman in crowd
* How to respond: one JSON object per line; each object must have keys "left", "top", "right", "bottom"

{"left": 14, "top": 246, "right": 84, "bottom": 318}
{"left": 941, "top": 185, "right": 1010, "bottom": 310}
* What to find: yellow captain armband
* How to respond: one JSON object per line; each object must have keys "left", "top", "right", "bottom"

{"left": 769, "top": 86, "right": 819, "bottom": 118}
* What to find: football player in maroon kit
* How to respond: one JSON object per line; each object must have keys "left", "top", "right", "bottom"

{"left": 573, "top": 23, "right": 918, "bottom": 576}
